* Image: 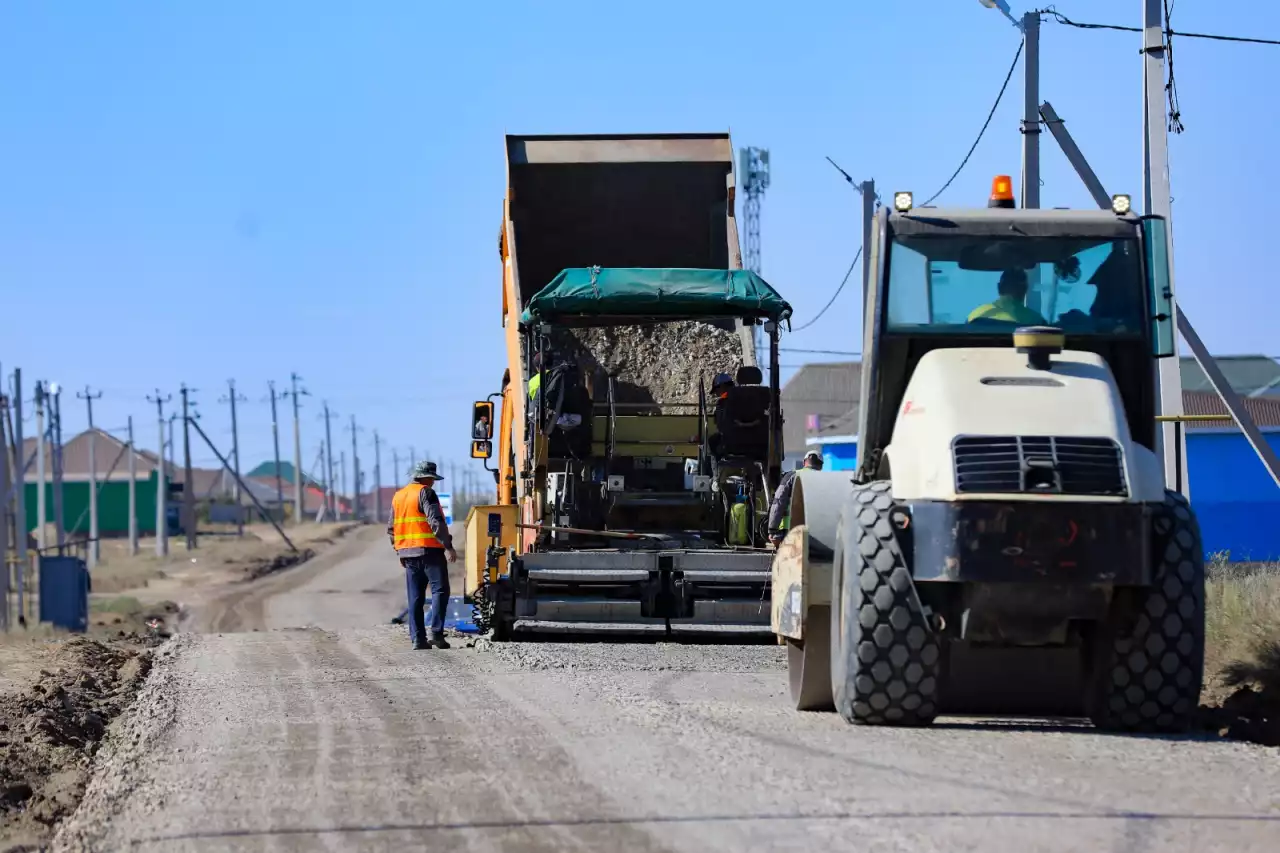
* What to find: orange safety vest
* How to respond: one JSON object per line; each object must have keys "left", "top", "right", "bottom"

{"left": 391, "top": 483, "right": 443, "bottom": 551}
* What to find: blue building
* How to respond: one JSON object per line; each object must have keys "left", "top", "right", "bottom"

{"left": 798, "top": 356, "right": 1280, "bottom": 561}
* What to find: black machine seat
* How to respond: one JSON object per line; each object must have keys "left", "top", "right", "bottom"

{"left": 714, "top": 365, "right": 770, "bottom": 460}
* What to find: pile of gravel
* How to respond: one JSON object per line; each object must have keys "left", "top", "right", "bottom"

{"left": 552, "top": 321, "right": 745, "bottom": 410}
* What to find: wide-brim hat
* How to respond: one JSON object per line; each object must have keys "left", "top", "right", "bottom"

{"left": 410, "top": 461, "right": 445, "bottom": 481}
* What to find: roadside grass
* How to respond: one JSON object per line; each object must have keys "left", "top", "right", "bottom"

{"left": 1201, "top": 553, "right": 1280, "bottom": 745}
{"left": 1204, "top": 553, "right": 1280, "bottom": 696}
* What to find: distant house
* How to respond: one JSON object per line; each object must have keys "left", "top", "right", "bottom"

{"left": 1180, "top": 354, "right": 1280, "bottom": 398}
{"left": 780, "top": 361, "right": 861, "bottom": 469}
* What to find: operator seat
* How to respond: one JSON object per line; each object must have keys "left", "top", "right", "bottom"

{"left": 713, "top": 365, "right": 771, "bottom": 460}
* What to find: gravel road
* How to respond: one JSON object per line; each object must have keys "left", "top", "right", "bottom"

{"left": 54, "top": 535, "right": 1280, "bottom": 852}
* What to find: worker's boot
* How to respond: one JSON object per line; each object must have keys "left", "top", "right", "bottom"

{"left": 430, "top": 633, "right": 451, "bottom": 650}
{"left": 412, "top": 637, "right": 430, "bottom": 651}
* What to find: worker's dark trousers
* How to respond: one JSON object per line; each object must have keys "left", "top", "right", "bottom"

{"left": 402, "top": 550, "right": 450, "bottom": 646}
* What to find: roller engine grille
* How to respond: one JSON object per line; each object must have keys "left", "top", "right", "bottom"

{"left": 952, "top": 436, "right": 1127, "bottom": 496}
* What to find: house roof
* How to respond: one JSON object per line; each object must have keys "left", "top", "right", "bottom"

{"left": 21, "top": 428, "right": 167, "bottom": 482}
{"left": 1180, "top": 355, "right": 1280, "bottom": 397}
{"left": 1180, "top": 390, "right": 1280, "bottom": 430}
{"left": 245, "top": 460, "right": 324, "bottom": 491}
{"left": 780, "top": 361, "right": 861, "bottom": 455}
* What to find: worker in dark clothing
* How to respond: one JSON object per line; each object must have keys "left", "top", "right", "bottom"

{"left": 388, "top": 461, "right": 456, "bottom": 650}
{"left": 767, "top": 450, "right": 824, "bottom": 546}
{"left": 708, "top": 372, "right": 735, "bottom": 458}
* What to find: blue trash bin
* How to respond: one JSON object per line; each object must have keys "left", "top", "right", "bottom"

{"left": 39, "top": 556, "right": 90, "bottom": 632}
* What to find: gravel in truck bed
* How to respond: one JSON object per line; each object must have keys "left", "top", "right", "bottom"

{"left": 552, "top": 321, "right": 745, "bottom": 410}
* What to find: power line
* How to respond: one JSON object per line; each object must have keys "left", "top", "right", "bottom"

{"left": 1043, "top": 9, "right": 1280, "bottom": 46}
{"left": 779, "top": 348, "right": 861, "bottom": 357}
{"left": 921, "top": 39, "right": 1024, "bottom": 207}
{"left": 789, "top": 248, "right": 861, "bottom": 333}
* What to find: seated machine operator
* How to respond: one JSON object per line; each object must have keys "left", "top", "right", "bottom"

{"left": 967, "top": 268, "right": 1048, "bottom": 326}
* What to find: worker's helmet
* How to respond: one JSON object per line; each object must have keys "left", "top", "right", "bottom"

{"left": 711, "top": 372, "right": 733, "bottom": 392}
{"left": 410, "top": 461, "right": 444, "bottom": 481}
{"left": 803, "top": 450, "right": 824, "bottom": 470}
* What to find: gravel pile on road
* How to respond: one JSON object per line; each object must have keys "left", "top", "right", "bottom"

{"left": 0, "top": 639, "right": 152, "bottom": 850}
{"left": 485, "top": 641, "right": 785, "bottom": 673}
{"left": 553, "top": 321, "right": 745, "bottom": 409}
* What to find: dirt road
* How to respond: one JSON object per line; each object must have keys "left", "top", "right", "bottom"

{"left": 55, "top": 536, "right": 1280, "bottom": 852}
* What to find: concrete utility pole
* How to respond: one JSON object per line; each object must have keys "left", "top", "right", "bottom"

{"left": 267, "top": 381, "right": 285, "bottom": 518}
{"left": 127, "top": 415, "right": 139, "bottom": 555}
{"left": 0, "top": 378, "right": 8, "bottom": 633}
{"left": 1142, "top": 0, "right": 1188, "bottom": 496}
{"left": 12, "top": 369, "right": 27, "bottom": 598}
{"left": 50, "top": 383, "right": 65, "bottom": 551}
{"left": 373, "top": 430, "right": 383, "bottom": 522}
{"left": 322, "top": 402, "right": 336, "bottom": 522}
{"left": 77, "top": 386, "right": 103, "bottom": 566}
{"left": 181, "top": 384, "right": 197, "bottom": 550}
{"left": 219, "top": 380, "right": 247, "bottom": 536}
{"left": 348, "top": 415, "right": 361, "bottom": 522}
{"left": 860, "top": 179, "right": 876, "bottom": 297}
{"left": 288, "top": 373, "right": 308, "bottom": 525}
{"left": 392, "top": 448, "right": 400, "bottom": 491}
{"left": 338, "top": 450, "right": 347, "bottom": 521}
{"left": 35, "top": 382, "right": 46, "bottom": 550}
{"left": 1021, "top": 10, "right": 1041, "bottom": 210}
{"left": 147, "top": 391, "right": 171, "bottom": 557}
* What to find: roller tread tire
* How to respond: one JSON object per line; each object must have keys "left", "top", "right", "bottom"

{"left": 1089, "top": 489, "right": 1205, "bottom": 733}
{"left": 832, "top": 481, "right": 941, "bottom": 726}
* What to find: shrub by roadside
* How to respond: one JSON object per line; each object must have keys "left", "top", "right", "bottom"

{"left": 1200, "top": 555, "right": 1280, "bottom": 746}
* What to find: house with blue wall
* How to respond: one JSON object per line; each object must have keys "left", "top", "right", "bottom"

{"left": 795, "top": 355, "right": 1280, "bottom": 561}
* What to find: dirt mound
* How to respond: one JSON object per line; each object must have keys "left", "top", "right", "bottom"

{"left": 1198, "top": 638, "right": 1280, "bottom": 747}
{"left": 0, "top": 639, "right": 152, "bottom": 850}
{"left": 553, "top": 321, "right": 745, "bottom": 408}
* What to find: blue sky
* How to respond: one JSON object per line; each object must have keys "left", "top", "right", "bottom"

{"left": 3, "top": 1, "right": 1276, "bottom": 492}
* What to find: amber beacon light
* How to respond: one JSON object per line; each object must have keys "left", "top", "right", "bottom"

{"left": 988, "top": 175, "right": 1015, "bottom": 208}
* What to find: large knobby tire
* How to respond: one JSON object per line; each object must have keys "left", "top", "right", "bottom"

{"left": 1088, "top": 490, "right": 1205, "bottom": 733}
{"left": 831, "top": 481, "right": 942, "bottom": 726}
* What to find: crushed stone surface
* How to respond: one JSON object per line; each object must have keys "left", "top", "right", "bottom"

{"left": 47, "top": 536, "right": 1280, "bottom": 852}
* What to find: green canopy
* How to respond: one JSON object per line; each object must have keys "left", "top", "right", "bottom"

{"left": 520, "top": 267, "right": 792, "bottom": 327}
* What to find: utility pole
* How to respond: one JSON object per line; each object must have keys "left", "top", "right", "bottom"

{"left": 338, "top": 450, "right": 347, "bottom": 521}
{"left": 219, "top": 379, "right": 247, "bottom": 536}
{"left": 35, "top": 382, "right": 46, "bottom": 550}
{"left": 860, "top": 179, "right": 876, "bottom": 297}
{"left": 12, "top": 370, "right": 27, "bottom": 602}
{"left": 147, "top": 391, "right": 171, "bottom": 557}
{"left": 1021, "top": 10, "right": 1040, "bottom": 210}
{"left": 348, "top": 415, "right": 362, "bottom": 522}
{"left": 11, "top": 366, "right": 26, "bottom": 617}
{"left": 127, "top": 415, "right": 139, "bottom": 555}
{"left": 50, "top": 383, "right": 65, "bottom": 551}
{"left": 77, "top": 386, "right": 103, "bottom": 566}
{"left": 181, "top": 384, "right": 197, "bottom": 550}
{"left": 1142, "top": 0, "right": 1188, "bottom": 496}
{"left": 288, "top": 373, "right": 309, "bottom": 525}
{"left": 267, "top": 381, "right": 285, "bottom": 518}
{"left": 373, "top": 430, "right": 384, "bottom": 522}
{"left": 392, "top": 448, "right": 400, "bottom": 491}
{"left": 321, "top": 402, "right": 336, "bottom": 522}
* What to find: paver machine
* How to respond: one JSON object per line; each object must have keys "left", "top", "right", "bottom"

{"left": 772, "top": 176, "right": 1205, "bottom": 732}
{"left": 465, "top": 132, "right": 794, "bottom": 639}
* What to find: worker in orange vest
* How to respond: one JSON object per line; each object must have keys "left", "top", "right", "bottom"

{"left": 388, "top": 461, "right": 457, "bottom": 650}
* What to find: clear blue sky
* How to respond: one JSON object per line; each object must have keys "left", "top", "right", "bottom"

{"left": 3, "top": 1, "right": 1276, "bottom": 492}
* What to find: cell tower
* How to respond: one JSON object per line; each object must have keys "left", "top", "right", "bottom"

{"left": 739, "top": 146, "right": 770, "bottom": 357}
